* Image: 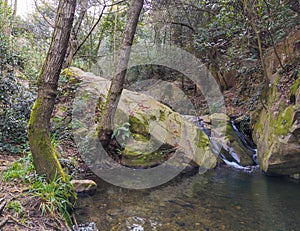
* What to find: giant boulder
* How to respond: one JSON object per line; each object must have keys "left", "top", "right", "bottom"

{"left": 68, "top": 67, "right": 217, "bottom": 170}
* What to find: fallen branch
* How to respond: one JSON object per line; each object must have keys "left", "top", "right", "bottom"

{"left": 0, "top": 197, "right": 6, "bottom": 215}
{"left": 0, "top": 216, "right": 8, "bottom": 229}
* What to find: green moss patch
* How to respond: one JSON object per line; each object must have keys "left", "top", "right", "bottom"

{"left": 272, "top": 105, "right": 294, "bottom": 136}
{"left": 290, "top": 74, "right": 300, "bottom": 96}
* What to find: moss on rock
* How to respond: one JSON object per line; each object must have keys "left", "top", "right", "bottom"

{"left": 253, "top": 73, "right": 300, "bottom": 176}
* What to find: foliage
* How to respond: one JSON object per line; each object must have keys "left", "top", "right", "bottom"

{"left": 0, "top": 2, "right": 37, "bottom": 154}
{"left": 6, "top": 200, "right": 24, "bottom": 217}
{"left": 0, "top": 72, "right": 35, "bottom": 153}
{"left": 2, "top": 153, "right": 34, "bottom": 182}
{"left": 2, "top": 153, "right": 76, "bottom": 225}
{"left": 111, "top": 122, "right": 131, "bottom": 145}
{"left": 30, "top": 174, "right": 76, "bottom": 225}
{"left": 72, "top": 1, "right": 129, "bottom": 70}
{"left": 149, "top": 0, "right": 299, "bottom": 75}
{"left": 239, "top": 114, "right": 251, "bottom": 135}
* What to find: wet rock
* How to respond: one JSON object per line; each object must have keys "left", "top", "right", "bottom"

{"left": 290, "top": 173, "right": 300, "bottom": 180}
{"left": 73, "top": 222, "right": 99, "bottom": 231}
{"left": 194, "top": 113, "right": 255, "bottom": 167}
{"left": 71, "top": 180, "right": 97, "bottom": 194}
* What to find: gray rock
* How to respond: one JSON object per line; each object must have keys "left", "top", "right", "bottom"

{"left": 71, "top": 180, "right": 97, "bottom": 194}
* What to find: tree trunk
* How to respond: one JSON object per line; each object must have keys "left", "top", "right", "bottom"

{"left": 63, "top": 0, "right": 89, "bottom": 68}
{"left": 12, "top": 0, "right": 17, "bottom": 22}
{"left": 28, "top": 0, "right": 76, "bottom": 181}
{"left": 98, "top": 0, "right": 143, "bottom": 145}
{"left": 242, "top": 0, "right": 268, "bottom": 81}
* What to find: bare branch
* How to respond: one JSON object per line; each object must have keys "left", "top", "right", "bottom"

{"left": 73, "top": 5, "right": 106, "bottom": 57}
{"left": 33, "top": 0, "right": 54, "bottom": 28}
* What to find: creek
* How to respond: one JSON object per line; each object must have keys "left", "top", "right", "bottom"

{"left": 75, "top": 168, "right": 300, "bottom": 230}
{"left": 74, "top": 119, "right": 300, "bottom": 230}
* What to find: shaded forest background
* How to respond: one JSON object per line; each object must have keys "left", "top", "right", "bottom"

{"left": 1, "top": 0, "right": 299, "bottom": 154}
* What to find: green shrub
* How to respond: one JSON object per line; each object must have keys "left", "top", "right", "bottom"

{"left": 6, "top": 200, "right": 24, "bottom": 217}
{"left": 0, "top": 72, "right": 35, "bottom": 153}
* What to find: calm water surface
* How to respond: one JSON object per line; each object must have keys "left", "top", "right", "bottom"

{"left": 75, "top": 168, "right": 300, "bottom": 230}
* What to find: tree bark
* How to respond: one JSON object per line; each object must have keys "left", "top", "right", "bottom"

{"left": 98, "top": 0, "right": 143, "bottom": 145}
{"left": 28, "top": 0, "right": 76, "bottom": 181}
{"left": 63, "top": 0, "right": 89, "bottom": 68}
{"left": 12, "top": 0, "right": 17, "bottom": 22}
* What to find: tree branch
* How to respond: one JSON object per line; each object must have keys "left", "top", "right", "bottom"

{"left": 73, "top": 6, "right": 106, "bottom": 57}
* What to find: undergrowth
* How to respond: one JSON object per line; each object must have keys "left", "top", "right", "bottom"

{"left": 2, "top": 152, "right": 76, "bottom": 226}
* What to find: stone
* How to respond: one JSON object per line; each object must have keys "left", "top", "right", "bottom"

{"left": 68, "top": 67, "right": 217, "bottom": 169}
{"left": 69, "top": 66, "right": 258, "bottom": 169}
{"left": 253, "top": 75, "right": 300, "bottom": 176}
{"left": 182, "top": 113, "right": 255, "bottom": 167}
{"left": 290, "top": 173, "right": 300, "bottom": 180}
{"left": 71, "top": 179, "right": 97, "bottom": 194}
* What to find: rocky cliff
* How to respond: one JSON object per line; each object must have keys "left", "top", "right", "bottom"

{"left": 253, "top": 26, "right": 300, "bottom": 178}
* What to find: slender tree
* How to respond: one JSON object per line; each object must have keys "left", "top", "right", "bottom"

{"left": 63, "top": 0, "right": 89, "bottom": 68}
{"left": 28, "top": 0, "right": 76, "bottom": 180}
{"left": 98, "top": 0, "right": 144, "bottom": 145}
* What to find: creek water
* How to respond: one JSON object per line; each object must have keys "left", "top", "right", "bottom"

{"left": 75, "top": 168, "right": 300, "bottom": 230}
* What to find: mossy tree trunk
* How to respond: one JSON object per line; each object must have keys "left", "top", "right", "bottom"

{"left": 98, "top": 0, "right": 144, "bottom": 145}
{"left": 28, "top": 0, "right": 76, "bottom": 181}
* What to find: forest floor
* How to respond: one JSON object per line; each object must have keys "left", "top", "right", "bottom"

{"left": 0, "top": 153, "right": 72, "bottom": 231}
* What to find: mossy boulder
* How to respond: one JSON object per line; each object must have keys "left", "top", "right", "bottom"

{"left": 116, "top": 88, "right": 216, "bottom": 169}
{"left": 68, "top": 67, "right": 217, "bottom": 169}
{"left": 253, "top": 76, "right": 300, "bottom": 176}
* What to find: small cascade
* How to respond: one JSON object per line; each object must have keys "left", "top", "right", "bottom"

{"left": 230, "top": 119, "right": 258, "bottom": 166}
{"left": 186, "top": 115, "right": 259, "bottom": 171}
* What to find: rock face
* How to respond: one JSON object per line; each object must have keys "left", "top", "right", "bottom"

{"left": 253, "top": 27, "right": 300, "bottom": 176}
{"left": 69, "top": 67, "right": 217, "bottom": 170}
{"left": 264, "top": 26, "right": 300, "bottom": 83}
{"left": 210, "top": 114, "right": 255, "bottom": 166}
{"left": 254, "top": 80, "right": 300, "bottom": 176}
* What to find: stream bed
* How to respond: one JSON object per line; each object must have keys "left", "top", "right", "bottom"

{"left": 75, "top": 168, "right": 300, "bottom": 230}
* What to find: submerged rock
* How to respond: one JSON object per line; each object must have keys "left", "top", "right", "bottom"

{"left": 71, "top": 179, "right": 97, "bottom": 194}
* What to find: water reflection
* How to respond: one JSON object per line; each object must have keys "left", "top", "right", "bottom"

{"left": 75, "top": 168, "right": 300, "bottom": 230}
